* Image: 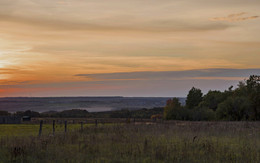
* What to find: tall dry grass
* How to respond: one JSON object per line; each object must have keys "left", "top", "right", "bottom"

{"left": 0, "top": 121, "right": 259, "bottom": 162}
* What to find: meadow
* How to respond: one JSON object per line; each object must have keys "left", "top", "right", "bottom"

{"left": 0, "top": 121, "right": 259, "bottom": 163}
{"left": 0, "top": 123, "right": 84, "bottom": 138}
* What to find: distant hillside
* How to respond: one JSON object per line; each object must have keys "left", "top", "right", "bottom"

{"left": 0, "top": 97, "right": 186, "bottom": 112}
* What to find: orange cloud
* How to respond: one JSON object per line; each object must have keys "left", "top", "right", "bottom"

{"left": 0, "top": 1, "right": 260, "bottom": 97}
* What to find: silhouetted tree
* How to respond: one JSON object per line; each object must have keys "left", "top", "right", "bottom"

{"left": 14, "top": 110, "right": 40, "bottom": 117}
{"left": 199, "top": 90, "right": 224, "bottom": 111}
{"left": 246, "top": 75, "right": 260, "bottom": 120}
{"left": 216, "top": 96, "right": 251, "bottom": 120}
{"left": 163, "top": 75, "right": 259, "bottom": 121}
{"left": 186, "top": 87, "right": 203, "bottom": 109}
{"left": 0, "top": 110, "right": 10, "bottom": 116}
{"left": 164, "top": 98, "right": 182, "bottom": 120}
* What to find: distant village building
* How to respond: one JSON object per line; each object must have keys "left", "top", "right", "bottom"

{"left": 0, "top": 116, "right": 21, "bottom": 124}
{"left": 22, "top": 116, "right": 31, "bottom": 122}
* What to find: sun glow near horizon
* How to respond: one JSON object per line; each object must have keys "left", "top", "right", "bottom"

{"left": 0, "top": 0, "right": 259, "bottom": 97}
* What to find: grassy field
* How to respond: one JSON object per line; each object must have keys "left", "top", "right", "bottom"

{"left": 0, "top": 121, "right": 259, "bottom": 162}
{"left": 0, "top": 123, "right": 85, "bottom": 138}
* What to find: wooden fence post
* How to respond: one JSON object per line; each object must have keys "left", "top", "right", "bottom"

{"left": 65, "top": 120, "right": 67, "bottom": 133}
{"left": 95, "top": 119, "right": 98, "bottom": 127}
{"left": 81, "top": 122, "right": 83, "bottom": 131}
{"left": 39, "top": 120, "right": 43, "bottom": 137}
{"left": 53, "top": 120, "right": 55, "bottom": 135}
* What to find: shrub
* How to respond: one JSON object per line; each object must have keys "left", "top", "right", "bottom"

{"left": 216, "top": 96, "right": 252, "bottom": 120}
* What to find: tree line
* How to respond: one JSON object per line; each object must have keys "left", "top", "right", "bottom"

{"left": 0, "top": 108, "right": 164, "bottom": 119}
{"left": 164, "top": 75, "right": 260, "bottom": 121}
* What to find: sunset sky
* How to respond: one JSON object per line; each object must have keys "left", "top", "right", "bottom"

{"left": 0, "top": 0, "right": 259, "bottom": 97}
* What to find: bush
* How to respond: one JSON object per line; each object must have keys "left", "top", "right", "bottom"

{"left": 192, "top": 107, "right": 216, "bottom": 121}
{"left": 216, "top": 96, "right": 252, "bottom": 120}
{"left": 164, "top": 98, "right": 182, "bottom": 120}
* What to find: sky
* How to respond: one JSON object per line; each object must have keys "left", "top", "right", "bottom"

{"left": 0, "top": 0, "right": 259, "bottom": 97}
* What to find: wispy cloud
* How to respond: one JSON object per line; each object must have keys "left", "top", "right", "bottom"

{"left": 2, "top": 68, "right": 259, "bottom": 97}
{"left": 75, "top": 68, "right": 260, "bottom": 81}
{"left": 210, "top": 12, "right": 259, "bottom": 22}
{"left": 0, "top": 14, "right": 231, "bottom": 33}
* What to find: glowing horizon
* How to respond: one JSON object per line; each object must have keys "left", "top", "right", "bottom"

{"left": 0, "top": 0, "right": 260, "bottom": 97}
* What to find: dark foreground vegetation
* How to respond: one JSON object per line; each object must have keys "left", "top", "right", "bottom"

{"left": 164, "top": 75, "right": 260, "bottom": 121}
{"left": 0, "top": 121, "right": 259, "bottom": 162}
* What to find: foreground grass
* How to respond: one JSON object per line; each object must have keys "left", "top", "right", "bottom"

{"left": 0, "top": 121, "right": 259, "bottom": 162}
{"left": 0, "top": 124, "right": 84, "bottom": 137}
